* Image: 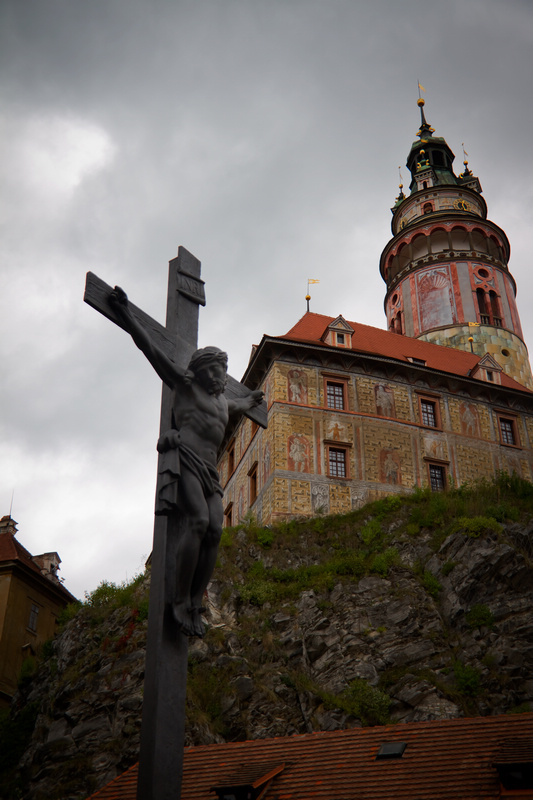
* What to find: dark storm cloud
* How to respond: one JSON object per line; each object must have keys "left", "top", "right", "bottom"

{"left": 1, "top": 0, "right": 532, "bottom": 596}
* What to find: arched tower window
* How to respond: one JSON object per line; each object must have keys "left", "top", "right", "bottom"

{"left": 471, "top": 229, "right": 487, "bottom": 254}
{"left": 450, "top": 226, "right": 469, "bottom": 251}
{"left": 430, "top": 229, "right": 448, "bottom": 253}
{"left": 490, "top": 291, "right": 502, "bottom": 327}
{"left": 411, "top": 234, "right": 428, "bottom": 261}
{"left": 395, "top": 311, "right": 403, "bottom": 334}
{"left": 476, "top": 288, "right": 489, "bottom": 324}
{"left": 397, "top": 242, "right": 410, "bottom": 271}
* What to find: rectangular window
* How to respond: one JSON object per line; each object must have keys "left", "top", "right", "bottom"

{"left": 249, "top": 463, "right": 258, "bottom": 505}
{"left": 28, "top": 603, "right": 39, "bottom": 632}
{"left": 429, "top": 464, "right": 446, "bottom": 491}
{"left": 420, "top": 398, "right": 437, "bottom": 427}
{"left": 227, "top": 440, "right": 235, "bottom": 476}
{"left": 336, "top": 332, "right": 345, "bottom": 345}
{"left": 328, "top": 447, "right": 347, "bottom": 478}
{"left": 499, "top": 417, "right": 517, "bottom": 446}
{"left": 224, "top": 503, "right": 233, "bottom": 528}
{"left": 326, "top": 381, "right": 345, "bottom": 410}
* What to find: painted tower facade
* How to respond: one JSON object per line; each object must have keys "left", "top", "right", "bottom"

{"left": 219, "top": 101, "right": 533, "bottom": 526}
{"left": 380, "top": 99, "right": 533, "bottom": 390}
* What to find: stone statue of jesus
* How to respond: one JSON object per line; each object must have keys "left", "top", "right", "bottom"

{"left": 110, "top": 286, "right": 263, "bottom": 636}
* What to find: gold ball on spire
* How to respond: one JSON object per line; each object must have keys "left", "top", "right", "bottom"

{"left": 417, "top": 98, "right": 425, "bottom": 107}
{"left": 305, "top": 294, "right": 311, "bottom": 301}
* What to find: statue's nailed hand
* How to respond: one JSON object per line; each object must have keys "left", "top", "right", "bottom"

{"left": 109, "top": 286, "right": 129, "bottom": 313}
{"left": 249, "top": 389, "right": 264, "bottom": 408}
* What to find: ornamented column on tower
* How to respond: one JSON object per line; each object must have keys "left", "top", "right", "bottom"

{"left": 379, "top": 98, "right": 533, "bottom": 390}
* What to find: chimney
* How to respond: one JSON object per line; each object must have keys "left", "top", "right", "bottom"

{"left": 0, "top": 515, "right": 17, "bottom": 536}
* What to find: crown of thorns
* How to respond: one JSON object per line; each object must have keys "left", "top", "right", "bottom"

{"left": 188, "top": 346, "right": 228, "bottom": 373}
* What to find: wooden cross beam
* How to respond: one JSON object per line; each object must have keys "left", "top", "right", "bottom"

{"left": 84, "top": 271, "right": 267, "bottom": 428}
{"left": 84, "top": 246, "right": 266, "bottom": 800}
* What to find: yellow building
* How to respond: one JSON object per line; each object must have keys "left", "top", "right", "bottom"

{"left": 0, "top": 515, "right": 76, "bottom": 707}
{"left": 219, "top": 102, "right": 533, "bottom": 525}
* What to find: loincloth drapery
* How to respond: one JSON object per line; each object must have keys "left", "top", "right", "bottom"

{"left": 155, "top": 433, "right": 223, "bottom": 516}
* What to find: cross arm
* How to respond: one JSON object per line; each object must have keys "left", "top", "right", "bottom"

{"left": 84, "top": 271, "right": 268, "bottom": 428}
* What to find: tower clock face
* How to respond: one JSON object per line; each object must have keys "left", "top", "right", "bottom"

{"left": 454, "top": 199, "right": 470, "bottom": 212}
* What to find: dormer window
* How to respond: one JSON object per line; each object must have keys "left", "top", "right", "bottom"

{"left": 321, "top": 315, "right": 354, "bottom": 348}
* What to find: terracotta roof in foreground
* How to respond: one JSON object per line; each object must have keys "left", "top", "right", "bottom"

{"left": 87, "top": 712, "right": 533, "bottom": 799}
{"left": 279, "top": 312, "right": 531, "bottom": 393}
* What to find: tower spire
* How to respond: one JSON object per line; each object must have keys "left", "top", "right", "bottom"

{"left": 379, "top": 100, "right": 533, "bottom": 390}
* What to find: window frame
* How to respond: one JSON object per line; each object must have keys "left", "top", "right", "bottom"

{"left": 417, "top": 392, "right": 442, "bottom": 430}
{"left": 427, "top": 462, "right": 447, "bottom": 492}
{"left": 28, "top": 602, "right": 40, "bottom": 633}
{"left": 227, "top": 438, "right": 236, "bottom": 477}
{"left": 323, "top": 375, "right": 349, "bottom": 411}
{"left": 248, "top": 461, "right": 258, "bottom": 505}
{"left": 224, "top": 503, "right": 233, "bottom": 528}
{"left": 497, "top": 413, "right": 520, "bottom": 448}
{"left": 326, "top": 444, "right": 349, "bottom": 479}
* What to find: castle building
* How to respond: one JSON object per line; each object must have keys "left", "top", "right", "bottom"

{"left": 0, "top": 515, "right": 76, "bottom": 707}
{"left": 219, "top": 101, "right": 533, "bottom": 526}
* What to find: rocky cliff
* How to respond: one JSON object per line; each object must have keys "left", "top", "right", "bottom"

{"left": 2, "top": 474, "right": 533, "bottom": 800}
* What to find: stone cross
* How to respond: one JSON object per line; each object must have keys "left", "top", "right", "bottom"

{"left": 84, "top": 247, "right": 267, "bottom": 800}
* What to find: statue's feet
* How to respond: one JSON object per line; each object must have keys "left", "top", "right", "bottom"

{"left": 172, "top": 601, "right": 195, "bottom": 637}
{"left": 189, "top": 606, "right": 207, "bottom": 638}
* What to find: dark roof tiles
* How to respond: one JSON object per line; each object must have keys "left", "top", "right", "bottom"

{"left": 87, "top": 712, "right": 533, "bottom": 800}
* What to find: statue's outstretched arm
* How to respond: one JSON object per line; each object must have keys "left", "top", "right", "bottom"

{"left": 109, "top": 286, "right": 184, "bottom": 388}
{"left": 227, "top": 389, "right": 264, "bottom": 416}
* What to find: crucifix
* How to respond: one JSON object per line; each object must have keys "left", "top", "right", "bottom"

{"left": 84, "top": 246, "right": 267, "bottom": 800}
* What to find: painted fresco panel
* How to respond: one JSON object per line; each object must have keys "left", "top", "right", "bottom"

{"left": 417, "top": 266, "right": 457, "bottom": 331}
{"left": 287, "top": 369, "right": 308, "bottom": 404}
{"left": 287, "top": 434, "right": 310, "bottom": 473}
{"left": 375, "top": 384, "right": 396, "bottom": 418}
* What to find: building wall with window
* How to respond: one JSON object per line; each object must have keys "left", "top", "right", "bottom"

{"left": 219, "top": 321, "right": 533, "bottom": 526}
{"left": 0, "top": 516, "right": 76, "bottom": 707}
{"left": 220, "top": 102, "right": 533, "bottom": 526}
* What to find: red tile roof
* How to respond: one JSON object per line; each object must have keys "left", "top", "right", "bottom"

{"left": 0, "top": 516, "right": 77, "bottom": 601}
{"left": 0, "top": 524, "right": 43, "bottom": 578}
{"left": 280, "top": 312, "right": 531, "bottom": 392}
{"left": 87, "top": 712, "right": 533, "bottom": 799}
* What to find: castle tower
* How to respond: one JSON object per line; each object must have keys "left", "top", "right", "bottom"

{"left": 379, "top": 98, "right": 533, "bottom": 390}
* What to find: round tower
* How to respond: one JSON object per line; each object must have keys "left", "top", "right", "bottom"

{"left": 379, "top": 98, "right": 533, "bottom": 390}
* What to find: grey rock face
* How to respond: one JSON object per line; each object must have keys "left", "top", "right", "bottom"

{"left": 7, "top": 518, "right": 533, "bottom": 800}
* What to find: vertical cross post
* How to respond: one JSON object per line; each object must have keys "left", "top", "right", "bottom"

{"left": 136, "top": 247, "right": 205, "bottom": 800}
{"left": 84, "top": 246, "right": 267, "bottom": 800}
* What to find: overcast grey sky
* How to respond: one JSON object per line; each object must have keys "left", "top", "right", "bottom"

{"left": 1, "top": 0, "right": 532, "bottom": 598}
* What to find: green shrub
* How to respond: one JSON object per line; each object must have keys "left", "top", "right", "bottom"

{"left": 341, "top": 678, "right": 391, "bottom": 726}
{"left": 57, "top": 600, "right": 82, "bottom": 626}
{"left": 441, "top": 561, "right": 456, "bottom": 576}
{"left": 256, "top": 527, "right": 274, "bottom": 548}
{"left": 369, "top": 548, "right": 399, "bottom": 577}
{"left": 422, "top": 570, "right": 442, "bottom": 599}
{"left": 219, "top": 529, "right": 233, "bottom": 548}
{"left": 452, "top": 516, "right": 502, "bottom": 538}
{"left": 453, "top": 661, "right": 481, "bottom": 697}
{"left": 360, "top": 518, "right": 382, "bottom": 546}
{"left": 466, "top": 604, "right": 494, "bottom": 629}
